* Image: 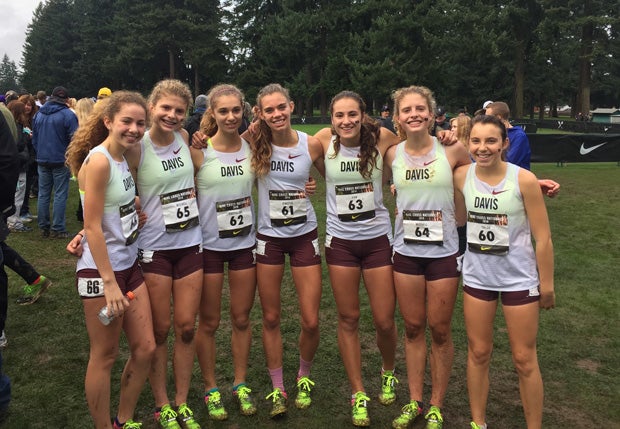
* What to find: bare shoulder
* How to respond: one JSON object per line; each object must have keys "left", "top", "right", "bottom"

{"left": 445, "top": 141, "right": 471, "bottom": 168}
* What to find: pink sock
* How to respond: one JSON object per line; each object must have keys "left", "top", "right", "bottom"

{"left": 298, "top": 357, "right": 313, "bottom": 379}
{"left": 268, "top": 367, "right": 285, "bottom": 392}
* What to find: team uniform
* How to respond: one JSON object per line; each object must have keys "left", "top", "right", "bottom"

{"left": 136, "top": 130, "right": 202, "bottom": 277}
{"left": 324, "top": 137, "right": 391, "bottom": 268}
{"left": 195, "top": 138, "right": 256, "bottom": 273}
{"left": 76, "top": 146, "right": 142, "bottom": 298}
{"left": 461, "top": 163, "right": 540, "bottom": 305}
{"left": 255, "top": 131, "right": 320, "bottom": 266}
{"left": 391, "top": 138, "right": 459, "bottom": 279}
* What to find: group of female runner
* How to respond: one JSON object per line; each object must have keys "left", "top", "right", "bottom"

{"left": 66, "top": 80, "right": 555, "bottom": 429}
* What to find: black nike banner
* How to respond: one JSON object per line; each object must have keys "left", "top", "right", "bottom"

{"left": 528, "top": 134, "right": 620, "bottom": 163}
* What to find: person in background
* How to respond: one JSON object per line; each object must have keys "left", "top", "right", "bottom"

{"left": 377, "top": 105, "right": 396, "bottom": 134}
{"left": 35, "top": 91, "right": 47, "bottom": 107}
{"left": 183, "top": 94, "right": 207, "bottom": 142}
{"left": 32, "top": 86, "right": 79, "bottom": 239}
{"left": 484, "top": 102, "right": 560, "bottom": 197}
{"left": 17, "top": 94, "right": 38, "bottom": 222}
{"left": 66, "top": 90, "right": 155, "bottom": 429}
{"left": 97, "top": 87, "right": 112, "bottom": 101}
{"left": 6, "top": 101, "right": 33, "bottom": 233}
{"left": 453, "top": 114, "right": 554, "bottom": 429}
{"left": 74, "top": 97, "right": 96, "bottom": 222}
{"left": 450, "top": 115, "right": 472, "bottom": 147}
{"left": 484, "top": 102, "right": 530, "bottom": 170}
{"left": 430, "top": 106, "right": 450, "bottom": 137}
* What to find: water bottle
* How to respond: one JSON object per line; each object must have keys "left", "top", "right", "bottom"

{"left": 98, "top": 291, "right": 136, "bottom": 325}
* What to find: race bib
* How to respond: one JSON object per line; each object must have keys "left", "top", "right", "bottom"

{"left": 216, "top": 196, "right": 253, "bottom": 238}
{"left": 403, "top": 209, "right": 443, "bottom": 245}
{"left": 160, "top": 187, "right": 199, "bottom": 232}
{"left": 77, "top": 277, "right": 104, "bottom": 298}
{"left": 335, "top": 182, "right": 376, "bottom": 222}
{"left": 467, "top": 211, "right": 509, "bottom": 255}
{"left": 269, "top": 190, "right": 307, "bottom": 227}
{"left": 120, "top": 200, "right": 139, "bottom": 245}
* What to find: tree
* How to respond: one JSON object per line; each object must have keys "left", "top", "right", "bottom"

{"left": 0, "top": 55, "right": 20, "bottom": 93}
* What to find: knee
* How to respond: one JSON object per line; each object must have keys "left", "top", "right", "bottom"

{"left": 132, "top": 341, "right": 156, "bottom": 364}
{"left": 231, "top": 313, "right": 250, "bottom": 332}
{"left": 153, "top": 325, "right": 171, "bottom": 345}
{"left": 374, "top": 317, "right": 396, "bottom": 337}
{"left": 403, "top": 321, "right": 426, "bottom": 341}
{"left": 301, "top": 315, "right": 319, "bottom": 336}
{"left": 262, "top": 311, "right": 280, "bottom": 331}
{"left": 429, "top": 322, "right": 452, "bottom": 346}
{"left": 338, "top": 311, "right": 360, "bottom": 333}
{"left": 468, "top": 343, "right": 492, "bottom": 367}
{"left": 199, "top": 315, "right": 220, "bottom": 335}
{"left": 178, "top": 326, "right": 196, "bottom": 344}
{"left": 90, "top": 345, "right": 119, "bottom": 369}
{"left": 512, "top": 349, "right": 538, "bottom": 377}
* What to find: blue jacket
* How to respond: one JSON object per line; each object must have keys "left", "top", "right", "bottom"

{"left": 506, "top": 126, "right": 531, "bottom": 170}
{"left": 32, "top": 100, "right": 78, "bottom": 165}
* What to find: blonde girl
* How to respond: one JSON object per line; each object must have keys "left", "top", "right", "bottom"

{"left": 191, "top": 84, "right": 258, "bottom": 420}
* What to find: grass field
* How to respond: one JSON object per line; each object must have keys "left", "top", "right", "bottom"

{"left": 2, "top": 161, "right": 619, "bottom": 428}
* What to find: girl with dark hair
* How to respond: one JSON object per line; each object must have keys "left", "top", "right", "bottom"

{"left": 313, "top": 90, "right": 400, "bottom": 427}
{"left": 454, "top": 114, "right": 554, "bottom": 429}
{"left": 66, "top": 91, "right": 155, "bottom": 429}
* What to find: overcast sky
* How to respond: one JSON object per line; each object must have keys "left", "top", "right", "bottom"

{"left": 0, "top": 0, "right": 43, "bottom": 69}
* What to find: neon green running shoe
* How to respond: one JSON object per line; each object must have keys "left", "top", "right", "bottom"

{"left": 155, "top": 404, "right": 181, "bottom": 429}
{"left": 351, "top": 391, "right": 370, "bottom": 427}
{"left": 470, "top": 422, "right": 487, "bottom": 429}
{"left": 425, "top": 405, "right": 443, "bottom": 429}
{"left": 392, "top": 400, "right": 422, "bottom": 428}
{"left": 16, "top": 275, "right": 52, "bottom": 305}
{"left": 234, "top": 384, "right": 257, "bottom": 416}
{"left": 265, "top": 388, "right": 287, "bottom": 418}
{"left": 295, "top": 376, "right": 315, "bottom": 409}
{"left": 121, "top": 420, "right": 143, "bottom": 429}
{"left": 176, "top": 403, "right": 201, "bottom": 429}
{"left": 378, "top": 370, "right": 399, "bottom": 405}
{"left": 204, "top": 390, "right": 228, "bottom": 421}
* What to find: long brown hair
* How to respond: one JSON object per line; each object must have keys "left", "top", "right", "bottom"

{"left": 17, "top": 94, "right": 37, "bottom": 127}
{"left": 199, "top": 84, "right": 245, "bottom": 138}
{"left": 252, "top": 83, "right": 291, "bottom": 177}
{"left": 328, "top": 91, "right": 380, "bottom": 180}
{"left": 6, "top": 101, "right": 27, "bottom": 127}
{"left": 66, "top": 91, "right": 148, "bottom": 175}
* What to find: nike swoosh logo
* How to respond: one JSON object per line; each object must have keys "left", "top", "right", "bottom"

{"left": 423, "top": 159, "right": 437, "bottom": 166}
{"left": 351, "top": 214, "right": 361, "bottom": 219}
{"left": 173, "top": 146, "right": 182, "bottom": 154}
{"left": 233, "top": 229, "right": 241, "bottom": 235}
{"left": 236, "top": 157, "right": 247, "bottom": 163}
{"left": 492, "top": 189, "right": 508, "bottom": 195}
{"left": 480, "top": 246, "right": 492, "bottom": 251}
{"left": 284, "top": 219, "right": 294, "bottom": 224}
{"left": 579, "top": 142, "right": 607, "bottom": 155}
{"left": 179, "top": 222, "right": 188, "bottom": 229}
{"left": 288, "top": 154, "right": 302, "bottom": 159}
